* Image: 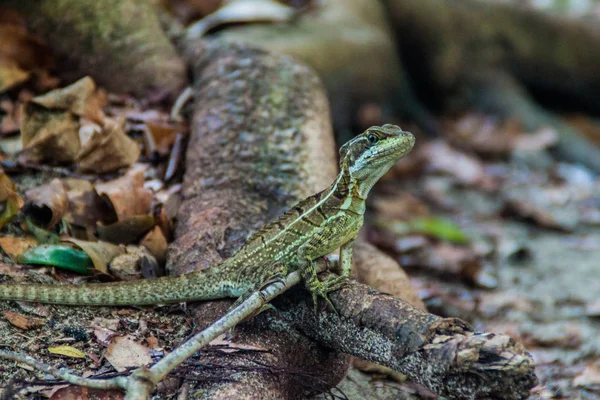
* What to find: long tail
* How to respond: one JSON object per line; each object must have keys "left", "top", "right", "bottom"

{"left": 0, "top": 269, "right": 242, "bottom": 306}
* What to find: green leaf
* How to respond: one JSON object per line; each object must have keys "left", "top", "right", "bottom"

{"left": 25, "top": 218, "right": 60, "bottom": 244}
{"left": 408, "top": 217, "right": 469, "bottom": 244}
{"left": 17, "top": 244, "right": 93, "bottom": 274}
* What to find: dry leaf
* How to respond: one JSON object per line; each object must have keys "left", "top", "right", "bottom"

{"left": 2, "top": 311, "right": 46, "bottom": 330}
{"left": 97, "top": 216, "right": 156, "bottom": 244}
{"left": 21, "top": 106, "right": 81, "bottom": 163}
{"left": 76, "top": 118, "right": 140, "bottom": 173}
{"left": 91, "top": 317, "right": 120, "bottom": 331}
{"left": 105, "top": 336, "right": 152, "bottom": 372}
{"left": 140, "top": 226, "right": 168, "bottom": 263}
{"left": 31, "top": 76, "right": 105, "bottom": 123}
{"left": 0, "top": 172, "right": 24, "bottom": 229}
{"left": 145, "top": 336, "right": 159, "bottom": 349}
{"left": 62, "top": 238, "right": 121, "bottom": 274}
{"left": 93, "top": 326, "right": 118, "bottom": 347}
{"left": 0, "top": 236, "right": 38, "bottom": 260}
{"left": 62, "top": 178, "right": 114, "bottom": 229}
{"left": 0, "top": 60, "right": 29, "bottom": 92}
{"left": 49, "top": 386, "right": 124, "bottom": 400}
{"left": 47, "top": 345, "right": 86, "bottom": 359}
{"left": 95, "top": 165, "right": 152, "bottom": 220}
{"left": 25, "top": 178, "right": 68, "bottom": 228}
{"left": 144, "top": 121, "right": 180, "bottom": 156}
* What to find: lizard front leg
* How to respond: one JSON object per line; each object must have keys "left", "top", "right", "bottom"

{"left": 298, "top": 237, "right": 353, "bottom": 313}
{"left": 320, "top": 239, "right": 356, "bottom": 294}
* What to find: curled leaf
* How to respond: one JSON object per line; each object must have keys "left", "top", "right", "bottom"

{"left": 76, "top": 118, "right": 140, "bottom": 173}
{"left": 24, "top": 178, "right": 68, "bottom": 228}
{"left": 63, "top": 238, "right": 121, "bottom": 274}
{"left": 94, "top": 165, "right": 152, "bottom": 220}
{"left": 97, "top": 215, "right": 155, "bottom": 244}
{"left": 31, "top": 76, "right": 105, "bottom": 123}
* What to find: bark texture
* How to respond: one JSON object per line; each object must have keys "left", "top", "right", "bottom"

{"left": 168, "top": 40, "right": 347, "bottom": 399}
{"left": 165, "top": 40, "right": 537, "bottom": 399}
{"left": 4, "top": 0, "right": 187, "bottom": 100}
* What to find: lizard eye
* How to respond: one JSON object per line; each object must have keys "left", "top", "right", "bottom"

{"left": 367, "top": 134, "right": 378, "bottom": 144}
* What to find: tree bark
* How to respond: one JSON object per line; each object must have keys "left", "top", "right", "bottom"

{"left": 165, "top": 40, "right": 536, "bottom": 399}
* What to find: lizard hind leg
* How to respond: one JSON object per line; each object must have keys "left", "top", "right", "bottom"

{"left": 228, "top": 260, "right": 288, "bottom": 313}
{"left": 225, "top": 261, "right": 288, "bottom": 339}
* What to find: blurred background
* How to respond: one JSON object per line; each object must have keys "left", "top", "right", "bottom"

{"left": 0, "top": 0, "right": 599, "bottom": 398}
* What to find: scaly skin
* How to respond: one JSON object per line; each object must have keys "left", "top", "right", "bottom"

{"left": 0, "top": 125, "right": 415, "bottom": 307}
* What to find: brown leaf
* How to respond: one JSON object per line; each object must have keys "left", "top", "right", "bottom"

{"left": 2, "top": 310, "right": 46, "bottom": 330}
{"left": 140, "top": 226, "right": 168, "bottom": 264}
{"left": 93, "top": 326, "right": 119, "bottom": 347}
{"left": 0, "top": 236, "right": 38, "bottom": 261}
{"left": 354, "top": 241, "right": 425, "bottom": 310}
{"left": 95, "top": 166, "right": 152, "bottom": 220}
{"left": 20, "top": 106, "right": 81, "bottom": 164}
{"left": 31, "top": 76, "right": 105, "bottom": 123}
{"left": 0, "top": 59, "right": 29, "bottom": 92}
{"left": 143, "top": 121, "right": 180, "bottom": 156}
{"left": 76, "top": 118, "right": 140, "bottom": 173}
{"left": 512, "top": 127, "right": 558, "bottom": 152}
{"left": 97, "top": 216, "right": 156, "bottom": 245}
{"left": 0, "top": 171, "right": 24, "bottom": 228}
{"left": 105, "top": 336, "right": 152, "bottom": 372}
{"left": 62, "top": 178, "right": 114, "bottom": 230}
{"left": 62, "top": 238, "right": 121, "bottom": 274}
{"left": 50, "top": 385, "right": 124, "bottom": 400}
{"left": 25, "top": 178, "right": 69, "bottom": 228}
{"left": 145, "top": 336, "right": 159, "bottom": 349}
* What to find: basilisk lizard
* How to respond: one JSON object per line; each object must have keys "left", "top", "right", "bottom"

{"left": 0, "top": 125, "right": 414, "bottom": 310}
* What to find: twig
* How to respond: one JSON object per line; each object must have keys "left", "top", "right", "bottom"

{"left": 0, "top": 350, "right": 128, "bottom": 391}
{"left": 0, "top": 260, "right": 328, "bottom": 399}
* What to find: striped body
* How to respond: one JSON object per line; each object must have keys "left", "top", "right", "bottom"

{"left": 0, "top": 125, "right": 415, "bottom": 306}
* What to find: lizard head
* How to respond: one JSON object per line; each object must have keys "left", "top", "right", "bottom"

{"left": 339, "top": 124, "right": 415, "bottom": 197}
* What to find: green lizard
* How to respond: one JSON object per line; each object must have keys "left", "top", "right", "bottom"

{"left": 0, "top": 125, "right": 414, "bottom": 310}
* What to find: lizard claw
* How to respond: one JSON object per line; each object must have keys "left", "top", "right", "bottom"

{"left": 307, "top": 275, "right": 349, "bottom": 315}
